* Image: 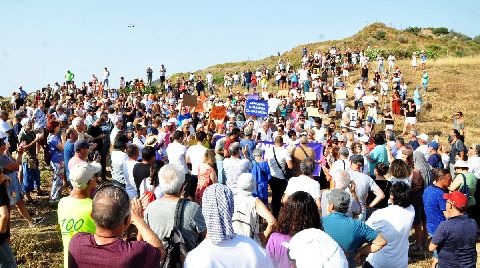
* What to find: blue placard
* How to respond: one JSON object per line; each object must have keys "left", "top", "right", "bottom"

{"left": 245, "top": 100, "right": 268, "bottom": 117}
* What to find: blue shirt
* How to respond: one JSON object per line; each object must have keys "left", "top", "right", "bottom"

{"left": 323, "top": 212, "right": 378, "bottom": 253}
{"left": 47, "top": 134, "right": 64, "bottom": 164}
{"left": 432, "top": 215, "right": 479, "bottom": 268}
{"left": 239, "top": 138, "right": 256, "bottom": 161}
{"left": 64, "top": 140, "right": 75, "bottom": 179}
{"left": 177, "top": 113, "right": 191, "bottom": 127}
{"left": 369, "top": 144, "right": 388, "bottom": 176}
{"left": 423, "top": 185, "right": 447, "bottom": 235}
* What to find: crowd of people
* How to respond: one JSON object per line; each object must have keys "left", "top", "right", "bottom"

{"left": 0, "top": 45, "right": 478, "bottom": 268}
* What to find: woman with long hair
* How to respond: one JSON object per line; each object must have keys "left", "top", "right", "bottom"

{"left": 195, "top": 149, "right": 217, "bottom": 205}
{"left": 46, "top": 120, "right": 66, "bottom": 202}
{"left": 266, "top": 191, "right": 322, "bottom": 268}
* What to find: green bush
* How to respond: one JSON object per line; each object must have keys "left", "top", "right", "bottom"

{"left": 473, "top": 35, "right": 480, "bottom": 44}
{"left": 432, "top": 27, "right": 449, "bottom": 35}
{"left": 405, "top": 27, "right": 421, "bottom": 35}
{"left": 374, "top": 31, "right": 387, "bottom": 40}
{"left": 396, "top": 34, "right": 408, "bottom": 44}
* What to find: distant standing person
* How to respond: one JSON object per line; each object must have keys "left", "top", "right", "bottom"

{"left": 65, "top": 70, "right": 75, "bottom": 87}
{"left": 103, "top": 67, "right": 110, "bottom": 89}
{"left": 422, "top": 70, "right": 429, "bottom": 92}
{"left": 420, "top": 50, "right": 427, "bottom": 70}
{"left": 146, "top": 67, "right": 153, "bottom": 86}
{"left": 411, "top": 52, "right": 418, "bottom": 71}
{"left": 159, "top": 64, "right": 166, "bottom": 85}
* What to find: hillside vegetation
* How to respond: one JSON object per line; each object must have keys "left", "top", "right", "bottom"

{"left": 170, "top": 23, "right": 480, "bottom": 82}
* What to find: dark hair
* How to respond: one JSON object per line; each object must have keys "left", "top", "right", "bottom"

{"left": 113, "top": 133, "right": 129, "bottom": 150}
{"left": 273, "top": 191, "right": 322, "bottom": 237}
{"left": 287, "top": 130, "right": 297, "bottom": 138}
{"left": 196, "top": 131, "right": 206, "bottom": 142}
{"left": 435, "top": 168, "right": 450, "bottom": 181}
{"left": 390, "top": 182, "right": 412, "bottom": 208}
{"left": 91, "top": 185, "right": 130, "bottom": 230}
{"left": 373, "top": 133, "right": 385, "bottom": 145}
{"left": 142, "top": 146, "right": 156, "bottom": 161}
{"left": 375, "top": 163, "right": 389, "bottom": 176}
{"left": 389, "top": 159, "right": 411, "bottom": 178}
{"left": 173, "top": 130, "right": 184, "bottom": 140}
{"left": 231, "top": 127, "right": 241, "bottom": 136}
{"left": 126, "top": 144, "right": 139, "bottom": 158}
{"left": 66, "top": 128, "right": 76, "bottom": 139}
{"left": 395, "top": 137, "right": 405, "bottom": 146}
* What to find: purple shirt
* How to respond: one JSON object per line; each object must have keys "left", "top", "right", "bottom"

{"left": 266, "top": 232, "right": 292, "bottom": 268}
{"left": 68, "top": 233, "right": 161, "bottom": 268}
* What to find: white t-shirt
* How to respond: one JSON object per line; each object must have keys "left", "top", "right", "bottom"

{"left": 468, "top": 155, "right": 480, "bottom": 178}
{"left": 265, "top": 146, "right": 292, "bottom": 180}
{"left": 186, "top": 144, "right": 207, "bottom": 176}
{"left": 366, "top": 205, "right": 415, "bottom": 268}
{"left": 285, "top": 175, "right": 321, "bottom": 199}
{"left": 206, "top": 73, "right": 213, "bottom": 83}
{"left": 330, "top": 159, "right": 351, "bottom": 174}
{"left": 122, "top": 159, "right": 139, "bottom": 198}
{"left": 166, "top": 141, "right": 188, "bottom": 174}
{"left": 298, "top": 69, "right": 309, "bottom": 81}
{"left": 184, "top": 235, "right": 274, "bottom": 268}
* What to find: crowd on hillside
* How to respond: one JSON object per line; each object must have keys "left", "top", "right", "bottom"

{"left": 0, "top": 45, "right": 478, "bottom": 268}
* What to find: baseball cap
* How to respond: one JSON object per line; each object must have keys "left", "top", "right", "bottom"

{"left": 74, "top": 140, "right": 90, "bottom": 152}
{"left": 443, "top": 191, "right": 467, "bottom": 210}
{"left": 428, "top": 141, "right": 439, "bottom": 150}
{"left": 283, "top": 228, "right": 348, "bottom": 268}
{"left": 453, "top": 160, "right": 468, "bottom": 169}
{"left": 417, "top": 133, "right": 429, "bottom": 141}
{"left": 69, "top": 162, "right": 101, "bottom": 189}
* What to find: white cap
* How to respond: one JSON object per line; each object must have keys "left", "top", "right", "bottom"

{"left": 417, "top": 133, "right": 429, "bottom": 141}
{"left": 283, "top": 228, "right": 348, "bottom": 268}
{"left": 69, "top": 162, "right": 101, "bottom": 189}
{"left": 454, "top": 160, "right": 469, "bottom": 169}
{"left": 20, "top": 118, "right": 30, "bottom": 127}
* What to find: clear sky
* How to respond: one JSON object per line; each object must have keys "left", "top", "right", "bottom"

{"left": 1, "top": 0, "right": 479, "bottom": 95}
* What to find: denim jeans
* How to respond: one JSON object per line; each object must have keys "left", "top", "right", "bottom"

{"left": 0, "top": 240, "right": 16, "bottom": 268}
{"left": 423, "top": 82, "right": 428, "bottom": 92}
{"left": 22, "top": 162, "right": 40, "bottom": 193}
{"left": 322, "top": 102, "right": 330, "bottom": 114}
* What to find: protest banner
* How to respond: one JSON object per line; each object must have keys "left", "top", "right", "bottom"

{"left": 182, "top": 94, "right": 197, "bottom": 107}
{"left": 247, "top": 94, "right": 259, "bottom": 100}
{"left": 335, "top": 90, "right": 347, "bottom": 99}
{"left": 210, "top": 106, "right": 227, "bottom": 120}
{"left": 307, "top": 107, "right": 321, "bottom": 117}
{"left": 305, "top": 92, "right": 317, "bottom": 101}
{"left": 245, "top": 99, "right": 268, "bottom": 117}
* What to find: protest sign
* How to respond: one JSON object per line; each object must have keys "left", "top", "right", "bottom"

{"left": 349, "top": 110, "right": 358, "bottom": 127}
{"left": 196, "top": 99, "right": 205, "bottom": 112}
{"left": 305, "top": 92, "right": 317, "bottom": 101}
{"left": 335, "top": 90, "right": 347, "bottom": 99}
{"left": 261, "top": 92, "right": 269, "bottom": 100}
{"left": 307, "top": 107, "right": 321, "bottom": 117}
{"left": 277, "top": 90, "right": 289, "bottom": 97}
{"left": 210, "top": 106, "right": 227, "bottom": 120}
{"left": 245, "top": 99, "right": 268, "bottom": 117}
{"left": 363, "top": 95, "right": 375, "bottom": 104}
{"left": 268, "top": 98, "right": 281, "bottom": 114}
{"left": 182, "top": 94, "right": 197, "bottom": 107}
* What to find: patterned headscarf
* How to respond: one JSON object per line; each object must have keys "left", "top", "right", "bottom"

{"left": 413, "top": 151, "right": 433, "bottom": 187}
{"left": 202, "top": 184, "right": 236, "bottom": 244}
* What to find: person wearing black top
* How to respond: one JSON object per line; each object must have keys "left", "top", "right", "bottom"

{"left": 0, "top": 172, "right": 15, "bottom": 267}
{"left": 133, "top": 146, "right": 157, "bottom": 196}
{"left": 361, "top": 65, "right": 369, "bottom": 81}
{"left": 87, "top": 115, "right": 106, "bottom": 181}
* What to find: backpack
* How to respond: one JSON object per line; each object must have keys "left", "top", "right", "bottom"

{"left": 162, "top": 199, "right": 188, "bottom": 268}
{"left": 459, "top": 174, "right": 471, "bottom": 200}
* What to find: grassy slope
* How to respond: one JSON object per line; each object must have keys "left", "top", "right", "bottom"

{"left": 9, "top": 24, "right": 480, "bottom": 267}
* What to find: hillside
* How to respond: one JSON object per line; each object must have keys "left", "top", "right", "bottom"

{"left": 170, "top": 23, "right": 480, "bottom": 82}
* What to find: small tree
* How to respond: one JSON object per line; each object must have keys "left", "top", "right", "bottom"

{"left": 473, "top": 35, "right": 480, "bottom": 44}
{"left": 432, "top": 27, "right": 449, "bottom": 35}
{"left": 375, "top": 31, "right": 386, "bottom": 40}
{"left": 405, "top": 27, "right": 421, "bottom": 35}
